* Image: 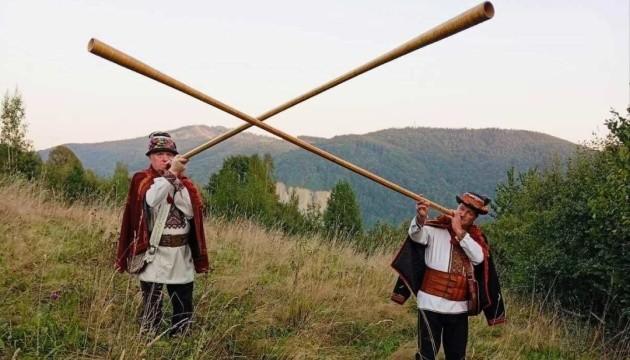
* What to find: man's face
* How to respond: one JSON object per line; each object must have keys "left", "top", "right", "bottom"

{"left": 149, "top": 151, "right": 174, "bottom": 172}
{"left": 456, "top": 203, "right": 478, "bottom": 228}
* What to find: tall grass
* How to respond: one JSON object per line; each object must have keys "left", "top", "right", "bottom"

{"left": 0, "top": 176, "right": 622, "bottom": 359}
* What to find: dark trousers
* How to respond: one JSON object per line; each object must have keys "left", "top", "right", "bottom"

{"left": 140, "top": 281, "right": 194, "bottom": 335}
{"left": 417, "top": 310, "right": 468, "bottom": 360}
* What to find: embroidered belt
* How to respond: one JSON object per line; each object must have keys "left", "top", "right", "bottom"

{"left": 421, "top": 267, "right": 468, "bottom": 301}
{"left": 159, "top": 233, "right": 189, "bottom": 247}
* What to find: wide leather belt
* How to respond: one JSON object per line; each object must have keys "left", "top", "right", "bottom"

{"left": 421, "top": 267, "right": 468, "bottom": 301}
{"left": 159, "top": 233, "right": 189, "bottom": 247}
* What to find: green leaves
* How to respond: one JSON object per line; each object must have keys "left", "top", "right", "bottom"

{"left": 205, "top": 154, "right": 278, "bottom": 222}
{"left": 204, "top": 154, "right": 318, "bottom": 236}
{"left": 0, "top": 88, "right": 29, "bottom": 151}
{"left": 0, "top": 89, "right": 42, "bottom": 177}
{"left": 323, "top": 180, "right": 363, "bottom": 238}
{"left": 486, "top": 109, "right": 630, "bottom": 333}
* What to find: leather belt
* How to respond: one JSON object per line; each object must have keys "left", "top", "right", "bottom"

{"left": 421, "top": 267, "right": 468, "bottom": 301}
{"left": 159, "top": 233, "right": 189, "bottom": 247}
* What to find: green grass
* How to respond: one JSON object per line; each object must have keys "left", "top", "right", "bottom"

{"left": 0, "top": 178, "right": 622, "bottom": 359}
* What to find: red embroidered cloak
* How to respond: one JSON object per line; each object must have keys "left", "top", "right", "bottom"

{"left": 115, "top": 166, "right": 209, "bottom": 273}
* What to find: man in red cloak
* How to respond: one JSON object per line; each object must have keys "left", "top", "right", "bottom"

{"left": 116, "top": 131, "right": 209, "bottom": 336}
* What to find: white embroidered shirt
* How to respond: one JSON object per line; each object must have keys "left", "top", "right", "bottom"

{"left": 408, "top": 216, "right": 484, "bottom": 314}
{"left": 137, "top": 174, "right": 195, "bottom": 284}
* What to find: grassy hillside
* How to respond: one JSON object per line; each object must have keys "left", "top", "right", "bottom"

{"left": 0, "top": 177, "right": 604, "bottom": 359}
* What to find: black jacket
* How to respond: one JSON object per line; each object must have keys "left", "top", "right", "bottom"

{"left": 391, "top": 235, "right": 506, "bottom": 326}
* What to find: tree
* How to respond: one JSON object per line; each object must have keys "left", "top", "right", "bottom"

{"left": 0, "top": 88, "right": 41, "bottom": 176}
{"left": 106, "top": 162, "right": 130, "bottom": 202}
{"left": 0, "top": 143, "right": 42, "bottom": 178}
{"left": 323, "top": 180, "right": 363, "bottom": 237}
{"left": 205, "top": 154, "right": 279, "bottom": 222}
{"left": 205, "top": 154, "right": 323, "bottom": 235}
{"left": 276, "top": 189, "right": 311, "bottom": 235}
{"left": 304, "top": 195, "right": 324, "bottom": 233}
{"left": 44, "top": 145, "right": 91, "bottom": 200}
{"left": 65, "top": 163, "right": 88, "bottom": 201}
{"left": 1, "top": 88, "right": 30, "bottom": 151}
{"left": 486, "top": 109, "right": 630, "bottom": 333}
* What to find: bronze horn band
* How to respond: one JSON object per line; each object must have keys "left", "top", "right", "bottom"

{"left": 88, "top": 38, "right": 454, "bottom": 215}
{"left": 170, "top": 2, "right": 494, "bottom": 158}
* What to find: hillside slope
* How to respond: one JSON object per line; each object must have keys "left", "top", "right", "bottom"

{"left": 0, "top": 178, "right": 598, "bottom": 359}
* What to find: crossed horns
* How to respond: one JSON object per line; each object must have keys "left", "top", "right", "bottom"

{"left": 88, "top": 2, "right": 495, "bottom": 216}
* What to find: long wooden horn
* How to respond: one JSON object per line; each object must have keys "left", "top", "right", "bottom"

{"left": 88, "top": 39, "right": 458, "bottom": 215}
{"left": 181, "top": 2, "right": 494, "bottom": 157}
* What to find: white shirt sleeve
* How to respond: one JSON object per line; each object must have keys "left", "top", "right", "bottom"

{"left": 145, "top": 177, "right": 172, "bottom": 208}
{"left": 408, "top": 216, "right": 433, "bottom": 245}
{"left": 174, "top": 187, "right": 194, "bottom": 218}
{"left": 459, "top": 234, "right": 485, "bottom": 265}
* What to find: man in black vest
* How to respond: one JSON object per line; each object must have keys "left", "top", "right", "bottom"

{"left": 391, "top": 192, "right": 506, "bottom": 360}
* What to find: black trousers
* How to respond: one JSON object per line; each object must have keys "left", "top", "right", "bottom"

{"left": 417, "top": 310, "right": 468, "bottom": 360}
{"left": 140, "top": 281, "right": 194, "bottom": 335}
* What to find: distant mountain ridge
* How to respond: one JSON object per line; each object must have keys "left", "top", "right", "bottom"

{"left": 39, "top": 125, "right": 578, "bottom": 225}
{"left": 39, "top": 125, "right": 295, "bottom": 180}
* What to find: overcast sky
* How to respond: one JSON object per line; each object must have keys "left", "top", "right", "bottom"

{"left": 1, "top": 0, "right": 628, "bottom": 150}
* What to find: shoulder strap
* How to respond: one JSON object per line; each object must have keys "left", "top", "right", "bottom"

{"left": 145, "top": 203, "right": 171, "bottom": 263}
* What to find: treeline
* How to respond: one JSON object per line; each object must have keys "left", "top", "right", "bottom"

{"left": 1, "top": 89, "right": 130, "bottom": 202}
{"left": 1, "top": 89, "right": 407, "bottom": 254}
{"left": 486, "top": 110, "right": 630, "bottom": 335}
{"left": 203, "top": 153, "right": 407, "bottom": 253}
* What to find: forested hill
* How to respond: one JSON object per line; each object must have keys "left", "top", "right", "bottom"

{"left": 39, "top": 125, "right": 578, "bottom": 225}
{"left": 38, "top": 125, "right": 295, "bottom": 180}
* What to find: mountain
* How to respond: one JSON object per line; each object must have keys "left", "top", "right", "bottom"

{"left": 38, "top": 125, "right": 295, "bottom": 181}
{"left": 39, "top": 125, "right": 578, "bottom": 226}
{"left": 273, "top": 127, "right": 578, "bottom": 225}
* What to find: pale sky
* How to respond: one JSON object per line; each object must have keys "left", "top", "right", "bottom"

{"left": 1, "top": 0, "right": 628, "bottom": 150}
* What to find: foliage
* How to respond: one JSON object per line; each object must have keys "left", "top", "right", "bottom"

{"left": 204, "top": 154, "right": 317, "bottom": 236}
{"left": 205, "top": 155, "right": 405, "bottom": 254}
{"left": 44, "top": 145, "right": 94, "bottom": 201}
{"left": 0, "top": 143, "right": 42, "bottom": 178}
{"left": 205, "top": 154, "right": 278, "bottom": 220}
{"left": 0, "top": 89, "right": 42, "bottom": 177}
{"left": 356, "top": 220, "right": 408, "bottom": 255}
{"left": 38, "top": 145, "right": 131, "bottom": 203}
{"left": 105, "top": 162, "right": 131, "bottom": 202}
{"left": 0, "top": 88, "right": 30, "bottom": 151}
{"left": 323, "top": 180, "right": 363, "bottom": 238}
{"left": 0, "top": 88, "right": 132, "bottom": 200}
{"left": 486, "top": 110, "right": 630, "bottom": 334}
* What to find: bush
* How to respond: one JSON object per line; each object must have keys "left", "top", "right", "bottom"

{"left": 323, "top": 180, "right": 363, "bottom": 238}
{"left": 204, "top": 154, "right": 319, "bottom": 236}
{"left": 486, "top": 110, "right": 630, "bottom": 333}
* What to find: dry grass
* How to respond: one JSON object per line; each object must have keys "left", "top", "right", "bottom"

{"left": 0, "top": 177, "right": 618, "bottom": 359}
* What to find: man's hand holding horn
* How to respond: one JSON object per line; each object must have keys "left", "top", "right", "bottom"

{"left": 169, "top": 155, "right": 188, "bottom": 177}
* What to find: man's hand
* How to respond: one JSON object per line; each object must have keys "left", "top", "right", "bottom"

{"left": 451, "top": 212, "right": 466, "bottom": 241}
{"left": 169, "top": 155, "right": 189, "bottom": 176}
{"left": 415, "top": 200, "right": 429, "bottom": 225}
